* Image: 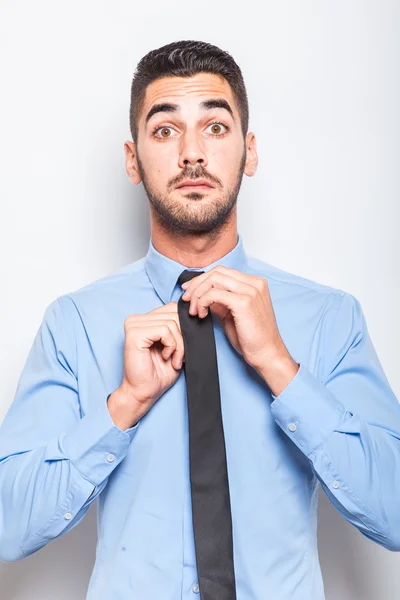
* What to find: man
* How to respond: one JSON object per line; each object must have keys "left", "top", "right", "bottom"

{"left": 0, "top": 39, "right": 399, "bottom": 600}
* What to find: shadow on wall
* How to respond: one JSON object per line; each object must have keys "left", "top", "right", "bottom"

{"left": 318, "top": 487, "right": 400, "bottom": 600}
{"left": 0, "top": 503, "right": 97, "bottom": 600}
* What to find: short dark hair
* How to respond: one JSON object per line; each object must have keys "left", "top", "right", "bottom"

{"left": 129, "top": 40, "right": 249, "bottom": 143}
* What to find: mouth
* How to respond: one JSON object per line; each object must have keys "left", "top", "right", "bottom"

{"left": 176, "top": 180, "right": 215, "bottom": 192}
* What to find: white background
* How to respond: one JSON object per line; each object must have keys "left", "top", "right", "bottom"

{"left": 0, "top": 1, "right": 399, "bottom": 598}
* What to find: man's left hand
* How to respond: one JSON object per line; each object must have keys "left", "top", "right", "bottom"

{"left": 180, "top": 265, "right": 299, "bottom": 393}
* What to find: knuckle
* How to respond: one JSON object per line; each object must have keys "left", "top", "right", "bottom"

{"left": 244, "top": 295, "right": 253, "bottom": 307}
{"left": 257, "top": 276, "right": 266, "bottom": 289}
{"left": 171, "top": 319, "right": 180, "bottom": 331}
{"left": 249, "top": 287, "right": 258, "bottom": 297}
{"left": 124, "top": 316, "right": 133, "bottom": 329}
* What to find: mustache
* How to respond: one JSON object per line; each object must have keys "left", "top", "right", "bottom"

{"left": 168, "top": 166, "right": 222, "bottom": 189}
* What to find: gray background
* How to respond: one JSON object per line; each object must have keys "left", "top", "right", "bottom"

{"left": 0, "top": 0, "right": 399, "bottom": 598}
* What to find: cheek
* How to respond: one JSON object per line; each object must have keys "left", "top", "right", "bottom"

{"left": 141, "top": 145, "right": 175, "bottom": 179}
{"left": 208, "top": 138, "right": 243, "bottom": 166}
{"left": 208, "top": 146, "right": 243, "bottom": 181}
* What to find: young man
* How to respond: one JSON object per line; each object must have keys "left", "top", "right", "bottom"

{"left": 1, "top": 40, "right": 399, "bottom": 600}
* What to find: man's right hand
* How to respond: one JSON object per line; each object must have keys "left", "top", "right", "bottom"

{"left": 107, "top": 302, "right": 185, "bottom": 430}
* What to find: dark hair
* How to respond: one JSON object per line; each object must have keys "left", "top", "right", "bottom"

{"left": 129, "top": 40, "right": 249, "bottom": 143}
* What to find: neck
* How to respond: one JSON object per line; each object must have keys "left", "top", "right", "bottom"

{"left": 150, "top": 221, "right": 238, "bottom": 269}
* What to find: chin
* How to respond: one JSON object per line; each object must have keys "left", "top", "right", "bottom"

{"left": 182, "top": 193, "right": 207, "bottom": 201}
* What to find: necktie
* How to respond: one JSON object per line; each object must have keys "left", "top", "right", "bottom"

{"left": 177, "top": 269, "right": 237, "bottom": 600}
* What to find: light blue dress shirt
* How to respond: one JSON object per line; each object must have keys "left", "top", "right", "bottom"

{"left": 1, "top": 232, "right": 400, "bottom": 600}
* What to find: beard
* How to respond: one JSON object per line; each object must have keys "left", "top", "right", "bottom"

{"left": 136, "top": 146, "right": 247, "bottom": 235}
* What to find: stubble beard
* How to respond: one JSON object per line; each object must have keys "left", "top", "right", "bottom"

{"left": 136, "top": 147, "right": 247, "bottom": 236}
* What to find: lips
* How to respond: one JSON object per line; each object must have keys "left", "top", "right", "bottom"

{"left": 176, "top": 180, "right": 214, "bottom": 190}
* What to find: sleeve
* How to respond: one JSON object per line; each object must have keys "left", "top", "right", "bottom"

{"left": 269, "top": 291, "right": 400, "bottom": 551}
{"left": 0, "top": 296, "right": 140, "bottom": 563}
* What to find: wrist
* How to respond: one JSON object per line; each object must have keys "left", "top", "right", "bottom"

{"left": 257, "top": 353, "right": 300, "bottom": 398}
{"left": 107, "top": 386, "right": 143, "bottom": 431}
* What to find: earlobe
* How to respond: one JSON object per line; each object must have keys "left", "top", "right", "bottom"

{"left": 124, "top": 140, "right": 142, "bottom": 184}
{"left": 243, "top": 132, "right": 258, "bottom": 177}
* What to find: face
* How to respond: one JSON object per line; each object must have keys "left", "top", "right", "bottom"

{"left": 124, "top": 72, "right": 258, "bottom": 234}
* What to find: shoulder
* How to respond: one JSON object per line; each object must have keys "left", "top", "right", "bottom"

{"left": 246, "top": 254, "right": 346, "bottom": 298}
{"left": 246, "top": 254, "right": 361, "bottom": 327}
{"left": 43, "top": 255, "right": 148, "bottom": 324}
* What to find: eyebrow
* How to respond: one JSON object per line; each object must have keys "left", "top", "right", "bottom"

{"left": 144, "top": 98, "right": 235, "bottom": 124}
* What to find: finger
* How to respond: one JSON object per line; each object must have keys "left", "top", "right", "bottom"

{"left": 180, "top": 265, "right": 263, "bottom": 291}
{"left": 141, "top": 319, "right": 185, "bottom": 364}
{"left": 181, "top": 265, "right": 266, "bottom": 303}
{"left": 128, "top": 321, "right": 184, "bottom": 368}
{"left": 165, "top": 320, "right": 185, "bottom": 366}
{"left": 130, "top": 323, "right": 177, "bottom": 362}
{"left": 185, "top": 271, "right": 257, "bottom": 316}
{"left": 195, "top": 288, "right": 249, "bottom": 318}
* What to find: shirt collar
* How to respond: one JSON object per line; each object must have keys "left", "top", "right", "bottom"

{"left": 144, "top": 232, "right": 248, "bottom": 304}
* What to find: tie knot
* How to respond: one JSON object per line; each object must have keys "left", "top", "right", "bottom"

{"left": 177, "top": 269, "right": 204, "bottom": 286}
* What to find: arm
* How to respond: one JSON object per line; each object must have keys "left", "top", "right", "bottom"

{"left": 0, "top": 297, "right": 140, "bottom": 562}
{"left": 269, "top": 291, "right": 400, "bottom": 551}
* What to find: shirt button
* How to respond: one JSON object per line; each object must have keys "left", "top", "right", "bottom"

{"left": 288, "top": 422, "right": 297, "bottom": 432}
{"left": 332, "top": 480, "right": 340, "bottom": 489}
{"left": 192, "top": 583, "right": 200, "bottom": 593}
{"left": 64, "top": 512, "right": 72, "bottom": 520}
{"left": 106, "top": 453, "right": 116, "bottom": 463}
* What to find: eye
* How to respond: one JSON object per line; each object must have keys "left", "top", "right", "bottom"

{"left": 205, "top": 122, "right": 229, "bottom": 135}
{"left": 153, "top": 126, "right": 177, "bottom": 139}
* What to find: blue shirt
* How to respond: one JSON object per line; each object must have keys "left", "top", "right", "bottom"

{"left": 1, "top": 232, "right": 400, "bottom": 600}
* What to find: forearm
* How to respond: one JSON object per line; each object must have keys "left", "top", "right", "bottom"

{"left": 314, "top": 406, "right": 400, "bottom": 549}
{"left": 0, "top": 443, "right": 97, "bottom": 562}
{"left": 0, "top": 395, "right": 140, "bottom": 562}
{"left": 270, "top": 363, "right": 400, "bottom": 551}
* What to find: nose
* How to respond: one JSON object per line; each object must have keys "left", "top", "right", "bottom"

{"left": 178, "top": 132, "right": 208, "bottom": 169}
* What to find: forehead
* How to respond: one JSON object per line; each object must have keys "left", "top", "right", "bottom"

{"left": 141, "top": 72, "right": 237, "bottom": 117}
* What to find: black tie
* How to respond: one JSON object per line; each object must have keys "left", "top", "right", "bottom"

{"left": 177, "top": 269, "right": 237, "bottom": 600}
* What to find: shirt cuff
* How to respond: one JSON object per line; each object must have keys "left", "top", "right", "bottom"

{"left": 58, "top": 394, "right": 141, "bottom": 486}
{"left": 269, "top": 362, "right": 347, "bottom": 456}
{"left": 20, "top": 461, "right": 99, "bottom": 557}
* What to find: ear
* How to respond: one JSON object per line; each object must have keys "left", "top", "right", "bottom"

{"left": 243, "top": 132, "right": 258, "bottom": 177}
{"left": 124, "top": 141, "right": 142, "bottom": 184}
